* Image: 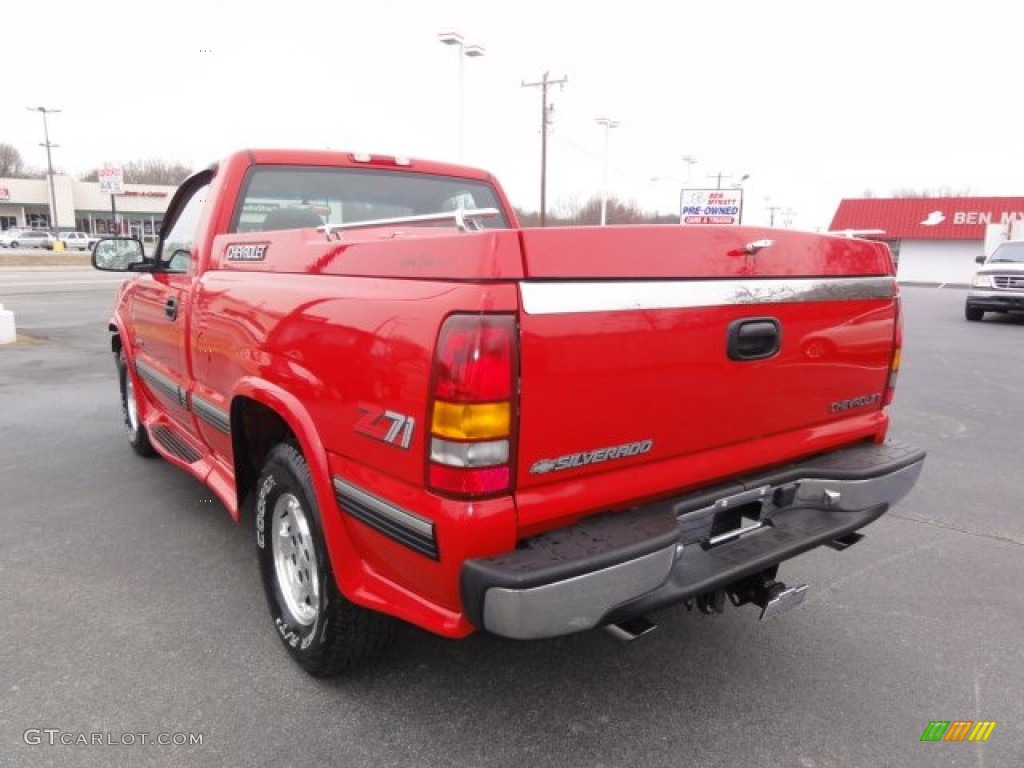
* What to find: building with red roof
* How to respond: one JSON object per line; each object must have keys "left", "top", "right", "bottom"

{"left": 829, "top": 197, "right": 1024, "bottom": 284}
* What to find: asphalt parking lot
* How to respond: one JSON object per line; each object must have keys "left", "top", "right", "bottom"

{"left": 1, "top": 271, "right": 1022, "bottom": 768}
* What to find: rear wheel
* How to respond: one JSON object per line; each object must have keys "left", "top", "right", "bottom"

{"left": 965, "top": 305, "right": 985, "bottom": 322}
{"left": 118, "top": 349, "right": 155, "bottom": 457}
{"left": 255, "top": 443, "right": 392, "bottom": 676}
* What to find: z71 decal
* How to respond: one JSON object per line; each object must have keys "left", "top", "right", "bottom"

{"left": 354, "top": 405, "right": 415, "bottom": 450}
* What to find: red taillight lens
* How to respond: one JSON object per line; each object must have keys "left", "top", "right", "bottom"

{"left": 428, "top": 465, "right": 511, "bottom": 497}
{"left": 434, "top": 320, "right": 513, "bottom": 401}
{"left": 884, "top": 296, "right": 902, "bottom": 406}
{"left": 429, "top": 314, "right": 517, "bottom": 498}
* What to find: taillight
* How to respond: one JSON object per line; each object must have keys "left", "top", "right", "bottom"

{"left": 428, "top": 314, "right": 517, "bottom": 498}
{"left": 884, "top": 296, "right": 902, "bottom": 406}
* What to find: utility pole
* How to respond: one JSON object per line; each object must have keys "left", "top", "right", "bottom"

{"left": 522, "top": 71, "right": 567, "bottom": 227}
{"left": 708, "top": 171, "right": 732, "bottom": 190}
{"left": 27, "top": 107, "right": 60, "bottom": 230}
{"left": 595, "top": 117, "right": 619, "bottom": 226}
{"left": 766, "top": 203, "right": 781, "bottom": 227}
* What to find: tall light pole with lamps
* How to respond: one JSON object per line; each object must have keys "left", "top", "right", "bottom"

{"left": 595, "top": 117, "right": 618, "bottom": 226}
{"left": 437, "top": 31, "right": 485, "bottom": 161}
{"left": 732, "top": 173, "right": 750, "bottom": 224}
{"left": 27, "top": 106, "right": 60, "bottom": 230}
{"left": 681, "top": 155, "right": 697, "bottom": 183}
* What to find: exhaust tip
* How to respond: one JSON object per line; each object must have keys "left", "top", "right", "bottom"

{"left": 759, "top": 583, "right": 808, "bottom": 620}
{"left": 604, "top": 616, "right": 657, "bottom": 641}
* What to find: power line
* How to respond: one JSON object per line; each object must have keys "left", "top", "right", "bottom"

{"left": 521, "top": 71, "right": 567, "bottom": 227}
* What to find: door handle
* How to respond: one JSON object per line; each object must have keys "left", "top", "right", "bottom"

{"left": 727, "top": 318, "right": 781, "bottom": 361}
{"left": 165, "top": 296, "right": 178, "bottom": 321}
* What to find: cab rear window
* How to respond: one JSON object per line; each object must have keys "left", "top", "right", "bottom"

{"left": 230, "top": 166, "right": 509, "bottom": 233}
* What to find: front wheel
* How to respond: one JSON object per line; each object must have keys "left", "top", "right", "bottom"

{"left": 965, "top": 305, "right": 985, "bottom": 322}
{"left": 118, "top": 349, "right": 155, "bottom": 457}
{"left": 255, "top": 443, "right": 392, "bottom": 676}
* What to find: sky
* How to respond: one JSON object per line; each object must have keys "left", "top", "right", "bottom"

{"left": 4, "top": 0, "right": 1024, "bottom": 230}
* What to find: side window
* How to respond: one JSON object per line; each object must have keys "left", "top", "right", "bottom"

{"left": 161, "top": 183, "right": 211, "bottom": 273}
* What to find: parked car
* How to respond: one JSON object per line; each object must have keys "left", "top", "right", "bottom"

{"left": 965, "top": 241, "right": 1024, "bottom": 321}
{"left": 59, "top": 232, "right": 102, "bottom": 251}
{"left": 0, "top": 228, "right": 28, "bottom": 247}
{"left": 0, "top": 229, "right": 55, "bottom": 249}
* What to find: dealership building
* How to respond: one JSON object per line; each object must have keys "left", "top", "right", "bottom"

{"left": 0, "top": 175, "right": 175, "bottom": 243}
{"left": 829, "top": 197, "right": 1024, "bottom": 284}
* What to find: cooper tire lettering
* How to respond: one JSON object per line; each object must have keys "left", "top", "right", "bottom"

{"left": 256, "top": 443, "right": 393, "bottom": 676}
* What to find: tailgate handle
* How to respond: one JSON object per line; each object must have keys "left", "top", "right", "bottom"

{"left": 727, "top": 318, "right": 780, "bottom": 361}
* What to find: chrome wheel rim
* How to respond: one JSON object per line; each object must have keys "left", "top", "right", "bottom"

{"left": 271, "top": 493, "right": 320, "bottom": 626}
{"left": 124, "top": 367, "right": 140, "bottom": 434}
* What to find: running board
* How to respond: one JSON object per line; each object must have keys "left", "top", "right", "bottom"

{"left": 150, "top": 424, "right": 202, "bottom": 464}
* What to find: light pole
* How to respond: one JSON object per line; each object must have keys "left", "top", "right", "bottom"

{"left": 595, "top": 117, "right": 618, "bottom": 226}
{"left": 732, "top": 173, "right": 750, "bottom": 224}
{"left": 438, "top": 31, "right": 485, "bottom": 161}
{"left": 27, "top": 106, "right": 60, "bottom": 230}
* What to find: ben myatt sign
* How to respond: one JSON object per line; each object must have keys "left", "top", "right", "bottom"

{"left": 680, "top": 189, "right": 743, "bottom": 226}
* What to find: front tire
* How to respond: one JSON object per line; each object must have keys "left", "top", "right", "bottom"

{"left": 965, "top": 305, "right": 985, "bottom": 322}
{"left": 118, "top": 349, "right": 156, "bottom": 457}
{"left": 255, "top": 443, "right": 392, "bottom": 676}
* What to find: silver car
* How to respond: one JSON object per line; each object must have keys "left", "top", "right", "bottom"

{"left": 0, "top": 229, "right": 56, "bottom": 249}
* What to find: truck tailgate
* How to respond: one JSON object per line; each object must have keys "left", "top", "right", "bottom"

{"left": 514, "top": 226, "right": 898, "bottom": 517}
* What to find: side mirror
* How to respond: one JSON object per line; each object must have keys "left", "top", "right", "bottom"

{"left": 975, "top": 255, "right": 987, "bottom": 264}
{"left": 92, "top": 237, "right": 147, "bottom": 272}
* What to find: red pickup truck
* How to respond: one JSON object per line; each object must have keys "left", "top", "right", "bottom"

{"left": 93, "top": 149, "right": 925, "bottom": 677}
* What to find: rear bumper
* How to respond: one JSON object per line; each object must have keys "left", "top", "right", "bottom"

{"left": 461, "top": 439, "right": 925, "bottom": 639}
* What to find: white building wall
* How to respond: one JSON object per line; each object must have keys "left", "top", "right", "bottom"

{"left": 896, "top": 239, "right": 982, "bottom": 285}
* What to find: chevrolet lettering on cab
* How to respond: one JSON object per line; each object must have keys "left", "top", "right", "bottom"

{"left": 92, "top": 149, "right": 925, "bottom": 677}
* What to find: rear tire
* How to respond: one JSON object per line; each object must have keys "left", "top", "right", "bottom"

{"left": 118, "top": 349, "right": 156, "bottom": 457}
{"left": 965, "top": 305, "right": 984, "bottom": 322}
{"left": 255, "top": 443, "right": 393, "bottom": 677}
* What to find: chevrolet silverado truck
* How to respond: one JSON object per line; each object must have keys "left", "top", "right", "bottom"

{"left": 92, "top": 149, "right": 925, "bottom": 677}
{"left": 965, "top": 240, "right": 1024, "bottom": 321}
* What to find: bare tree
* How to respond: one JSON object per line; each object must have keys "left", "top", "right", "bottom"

{"left": 516, "top": 195, "right": 676, "bottom": 227}
{"left": 889, "top": 186, "right": 972, "bottom": 198}
{"left": 0, "top": 143, "right": 25, "bottom": 177}
{"left": 81, "top": 158, "right": 193, "bottom": 185}
{"left": 0, "top": 144, "right": 47, "bottom": 178}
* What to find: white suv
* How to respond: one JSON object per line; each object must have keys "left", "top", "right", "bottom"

{"left": 966, "top": 242, "right": 1024, "bottom": 321}
{"left": 60, "top": 232, "right": 101, "bottom": 251}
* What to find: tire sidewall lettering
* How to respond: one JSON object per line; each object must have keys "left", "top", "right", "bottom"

{"left": 257, "top": 451, "right": 325, "bottom": 659}
{"left": 255, "top": 473, "right": 276, "bottom": 549}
